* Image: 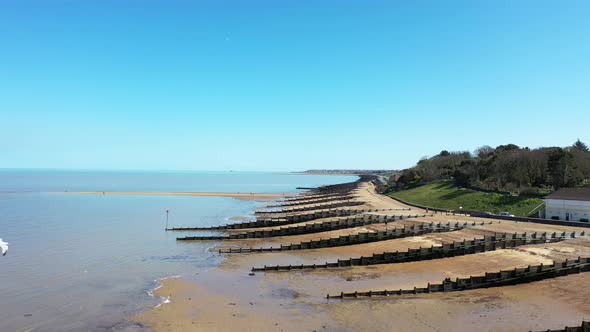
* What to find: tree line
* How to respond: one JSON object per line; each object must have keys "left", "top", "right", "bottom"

{"left": 393, "top": 140, "right": 590, "bottom": 195}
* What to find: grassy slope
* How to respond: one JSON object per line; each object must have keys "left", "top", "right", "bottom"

{"left": 388, "top": 180, "right": 543, "bottom": 216}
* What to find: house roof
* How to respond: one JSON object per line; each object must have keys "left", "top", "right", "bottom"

{"left": 545, "top": 188, "right": 590, "bottom": 201}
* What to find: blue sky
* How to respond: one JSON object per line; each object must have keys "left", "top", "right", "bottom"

{"left": 1, "top": 1, "right": 589, "bottom": 171}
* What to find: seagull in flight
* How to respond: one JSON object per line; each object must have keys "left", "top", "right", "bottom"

{"left": 0, "top": 238, "right": 8, "bottom": 256}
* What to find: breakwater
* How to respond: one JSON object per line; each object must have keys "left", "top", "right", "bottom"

{"left": 262, "top": 196, "right": 356, "bottom": 208}
{"left": 252, "top": 231, "right": 582, "bottom": 272}
{"left": 255, "top": 200, "right": 366, "bottom": 214}
{"left": 177, "top": 214, "right": 429, "bottom": 241}
{"left": 533, "top": 321, "right": 590, "bottom": 332}
{"left": 166, "top": 208, "right": 408, "bottom": 231}
{"left": 326, "top": 257, "right": 590, "bottom": 299}
{"left": 219, "top": 221, "right": 491, "bottom": 253}
{"left": 282, "top": 192, "right": 353, "bottom": 202}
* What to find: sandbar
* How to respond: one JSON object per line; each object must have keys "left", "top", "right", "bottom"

{"left": 49, "top": 191, "right": 291, "bottom": 201}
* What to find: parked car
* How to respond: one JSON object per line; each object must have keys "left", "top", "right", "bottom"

{"left": 499, "top": 212, "right": 515, "bottom": 217}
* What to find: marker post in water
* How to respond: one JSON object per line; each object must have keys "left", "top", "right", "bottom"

{"left": 165, "top": 209, "right": 170, "bottom": 230}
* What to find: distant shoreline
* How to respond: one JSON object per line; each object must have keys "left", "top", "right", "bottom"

{"left": 295, "top": 170, "right": 395, "bottom": 176}
{"left": 292, "top": 171, "right": 357, "bottom": 176}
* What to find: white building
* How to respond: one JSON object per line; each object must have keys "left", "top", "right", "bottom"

{"left": 544, "top": 188, "right": 590, "bottom": 222}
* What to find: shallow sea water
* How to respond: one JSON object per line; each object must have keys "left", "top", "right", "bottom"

{"left": 0, "top": 170, "right": 356, "bottom": 331}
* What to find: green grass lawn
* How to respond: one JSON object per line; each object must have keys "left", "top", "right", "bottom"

{"left": 388, "top": 180, "right": 543, "bottom": 216}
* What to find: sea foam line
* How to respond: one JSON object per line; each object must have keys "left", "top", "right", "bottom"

{"left": 145, "top": 275, "right": 181, "bottom": 307}
{"left": 154, "top": 296, "right": 171, "bottom": 308}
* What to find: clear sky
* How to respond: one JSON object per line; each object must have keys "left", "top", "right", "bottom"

{"left": 1, "top": 1, "right": 589, "bottom": 171}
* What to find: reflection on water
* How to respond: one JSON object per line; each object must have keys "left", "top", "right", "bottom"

{"left": 0, "top": 170, "right": 356, "bottom": 331}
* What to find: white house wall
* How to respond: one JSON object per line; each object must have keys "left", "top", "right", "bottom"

{"left": 545, "top": 199, "right": 590, "bottom": 222}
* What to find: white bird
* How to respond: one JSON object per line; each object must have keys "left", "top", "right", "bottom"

{"left": 0, "top": 238, "right": 8, "bottom": 256}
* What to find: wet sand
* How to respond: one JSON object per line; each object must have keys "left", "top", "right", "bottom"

{"left": 131, "top": 182, "right": 590, "bottom": 331}
{"left": 133, "top": 253, "right": 590, "bottom": 332}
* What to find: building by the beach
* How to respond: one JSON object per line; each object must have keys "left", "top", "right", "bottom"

{"left": 544, "top": 188, "right": 590, "bottom": 222}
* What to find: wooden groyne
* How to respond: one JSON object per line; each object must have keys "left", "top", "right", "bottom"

{"left": 533, "top": 321, "right": 590, "bottom": 332}
{"left": 283, "top": 192, "right": 353, "bottom": 202}
{"left": 251, "top": 231, "right": 581, "bottom": 272}
{"left": 262, "top": 196, "right": 356, "bottom": 208}
{"left": 309, "top": 176, "right": 369, "bottom": 194}
{"left": 167, "top": 208, "right": 407, "bottom": 231}
{"left": 326, "top": 257, "right": 590, "bottom": 299}
{"left": 287, "top": 176, "right": 367, "bottom": 197}
{"left": 176, "top": 214, "right": 429, "bottom": 241}
{"left": 276, "top": 176, "right": 367, "bottom": 203}
{"left": 219, "top": 221, "right": 491, "bottom": 254}
{"left": 255, "top": 201, "right": 365, "bottom": 214}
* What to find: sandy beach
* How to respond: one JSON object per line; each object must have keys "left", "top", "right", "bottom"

{"left": 6, "top": 3, "right": 589, "bottom": 331}
{"left": 131, "top": 180, "right": 590, "bottom": 332}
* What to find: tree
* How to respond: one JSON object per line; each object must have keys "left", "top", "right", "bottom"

{"left": 573, "top": 139, "right": 589, "bottom": 152}
{"left": 439, "top": 150, "right": 450, "bottom": 157}
{"left": 454, "top": 159, "right": 478, "bottom": 187}
{"left": 475, "top": 145, "right": 494, "bottom": 159}
{"left": 496, "top": 144, "right": 520, "bottom": 152}
{"left": 547, "top": 148, "right": 573, "bottom": 189}
{"left": 391, "top": 142, "right": 590, "bottom": 193}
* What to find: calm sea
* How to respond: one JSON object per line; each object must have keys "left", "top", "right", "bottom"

{"left": 0, "top": 170, "right": 357, "bottom": 332}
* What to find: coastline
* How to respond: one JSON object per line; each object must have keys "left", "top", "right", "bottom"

{"left": 130, "top": 179, "right": 590, "bottom": 332}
